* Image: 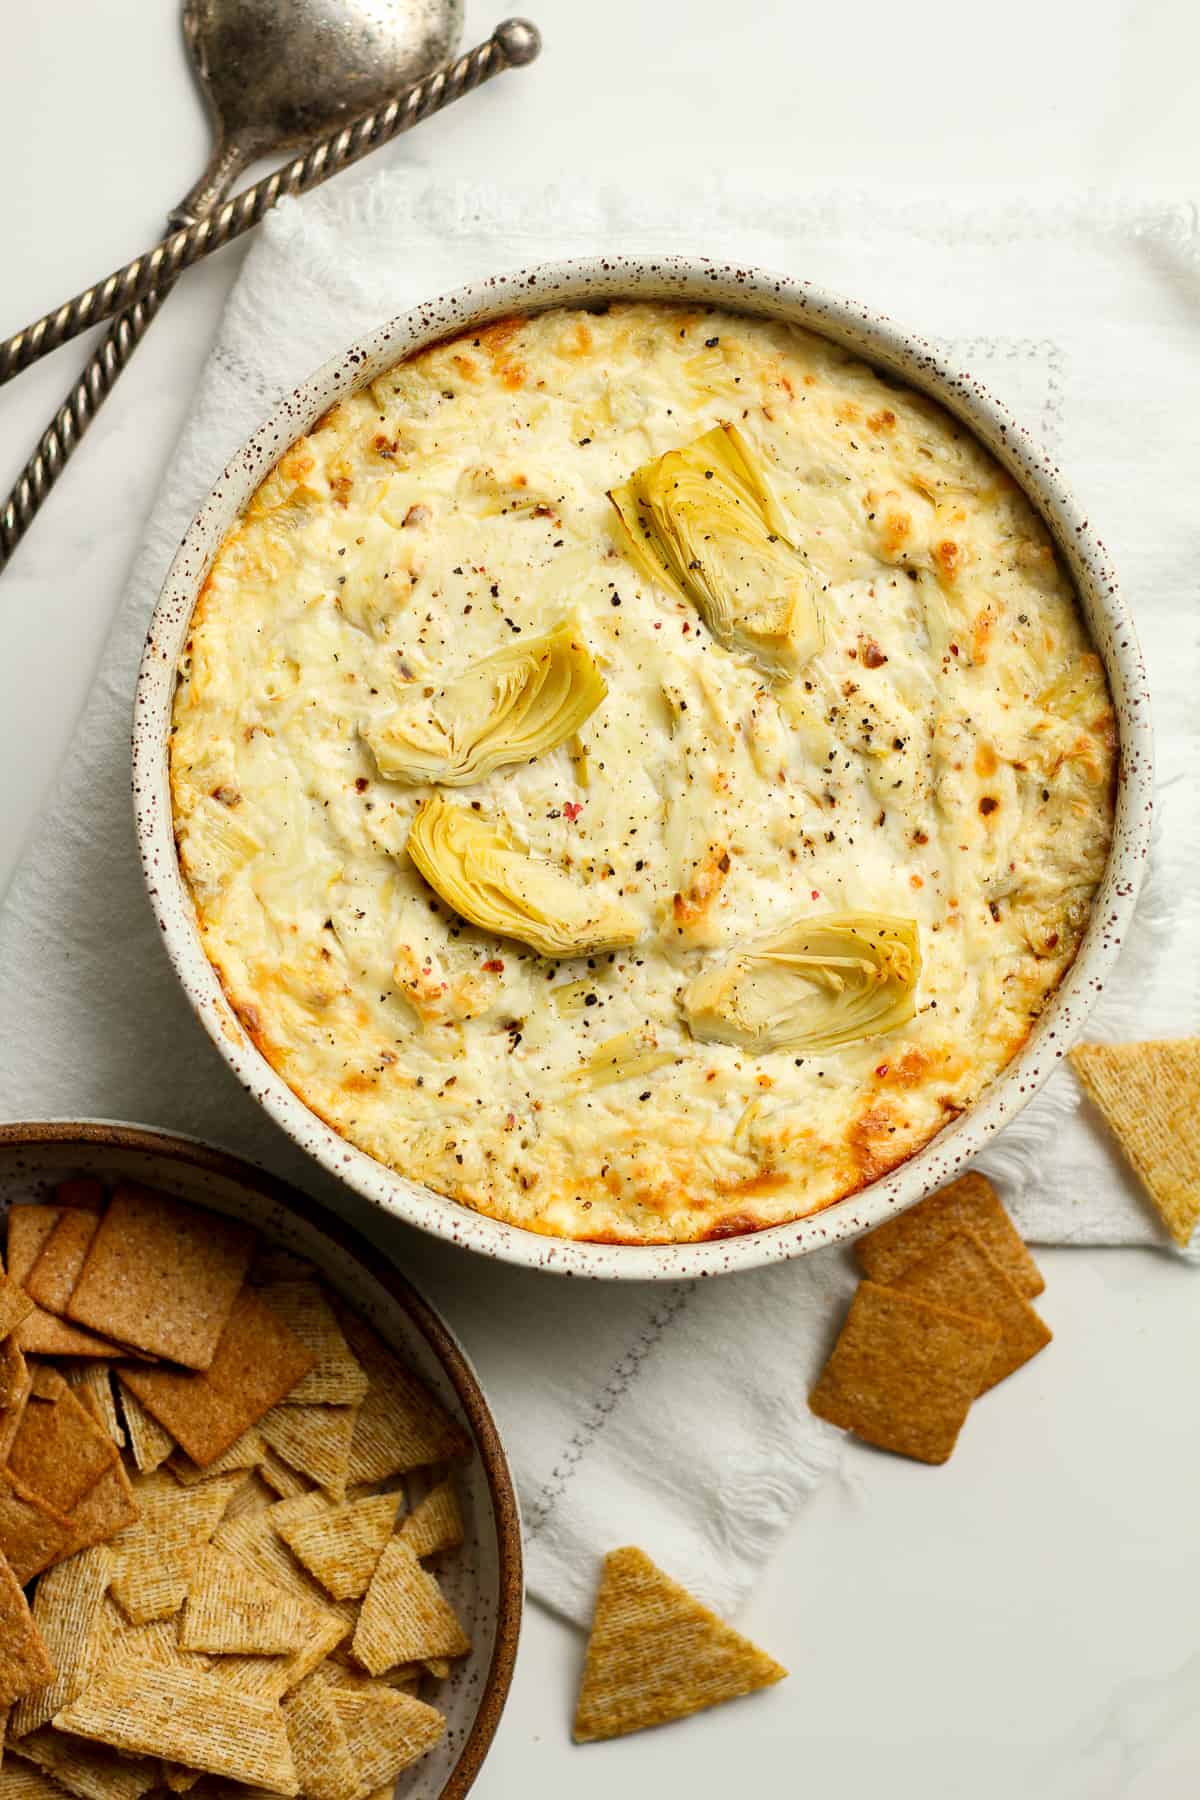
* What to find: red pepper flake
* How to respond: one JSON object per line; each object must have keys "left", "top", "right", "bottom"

{"left": 482, "top": 958, "right": 505, "bottom": 973}
{"left": 563, "top": 801, "right": 583, "bottom": 822}
{"left": 811, "top": 890, "right": 820, "bottom": 900}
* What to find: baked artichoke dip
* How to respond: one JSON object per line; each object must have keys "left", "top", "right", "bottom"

{"left": 171, "top": 302, "right": 1116, "bottom": 1243}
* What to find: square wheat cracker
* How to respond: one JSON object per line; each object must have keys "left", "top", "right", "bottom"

{"left": 65, "top": 1186, "right": 256, "bottom": 1368}
{"left": 0, "top": 1359, "right": 32, "bottom": 1466}
{"left": 808, "top": 1282, "right": 1000, "bottom": 1464}
{"left": 54, "top": 1663, "right": 298, "bottom": 1795}
{"left": 352, "top": 1539, "right": 470, "bottom": 1675}
{"left": 0, "top": 1272, "right": 34, "bottom": 1342}
{"left": 109, "top": 1549, "right": 197, "bottom": 1626}
{"left": 6, "top": 1210, "right": 119, "bottom": 1359}
{"left": 855, "top": 1171, "right": 1045, "bottom": 1297}
{"left": 0, "top": 1339, "right": 27, "bottom": 1413}
{"left": 23, "top": 1210, "right": 101, "bottom": 1317}
{"left": 120, "top": 1288, "right": 314, "bottom": 1466}
{"left": 893, "top": 1231, "right": 1052, "bottom": 1391}
{"left": 0, "top": 1472, "right": 74, "bottom": 1587}
{"left": 0, "top": 1552, "right": 55, "bottom": 1708}
{"left": 7, "top": 1374, "right": 119, "bottom": 1515}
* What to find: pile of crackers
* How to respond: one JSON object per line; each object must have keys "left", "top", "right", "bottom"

{"left": 810, "top": 1172, "right": 1051, "bottom": 1463}
{"left": 0, "top": 1180, "right": 475, "bottom": 1798}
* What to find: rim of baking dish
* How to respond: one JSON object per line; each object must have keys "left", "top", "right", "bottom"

{"left": 132, "top": 256, "right": 1154, "bottom": 1280}
{"left": 0, "top": 1117, "right": 523, "bottom": 1798}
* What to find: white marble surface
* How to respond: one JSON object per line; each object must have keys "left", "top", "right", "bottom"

{"left": 2, "top": 3, "right": 1199, "bottom": 1794}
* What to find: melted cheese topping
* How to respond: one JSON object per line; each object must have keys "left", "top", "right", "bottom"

{"left": 172, "top": 303, "right": 1115, "bottom": 1243}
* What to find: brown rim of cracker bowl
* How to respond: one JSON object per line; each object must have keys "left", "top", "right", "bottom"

{"left": 134, "top": 258, "right": 1154, "bottom": 1280}
{"left": 0, "top": 1120, "right": 523, "bottom": 1799}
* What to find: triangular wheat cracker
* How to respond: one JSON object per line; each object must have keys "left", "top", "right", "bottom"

{"left": 65, "top": 1366, "right": 124, "bottom": 1449}
{"left": 116, "top": 1380, "right": 175, "bottom": 1473}
{"left": 0, "top": 1761, "right": 64, "bottom": 1797}
{"left": 10, "top": 1547, "right": 110, "bottom": 1737}
{"left": 259, "top": 1284, "right": 368, "bottom": 1408}
{"left": 330, "top": 1687, "right": 445, "bottom": 1790}
{"left": 352, "top": 1540, "right": 469, "bottom": 1675}
{"left": 11, "top": 1727, "right": 159, "bottom": 1800}
{"left": 258, "top": 1403, "right": 356, "bottom": 1501}
{"left": 257, "top": 1446, "right": 310, "bottom": 1500}
{"left": 276, "top": 1493, "right": 398, "bottom": 1600}
{"left": 54, "top": 1664, "right": 298, "bottom": 1795}
{"left": 180, "top": 1547, "right": 308, "bottom": 1655}
{"left": 168, "top": 1429, "right": 265, "bottom": 1485}
{"left": 336, "top": 1310, "right": 469, "bottom": 1485}
{"left": 574, "top": 1546, "right": 786, "bottom": 1742}
{"left": 281, "top": 1674, "right": 359, "bottom": 1800}
{"left": 1071, "top": 1038, "right": 1200, "bottom": 1246}
{"left": 399, "top": 1480, "right": 464, "bottom": 1560}
{"left": 108, "top": 1471, "right": 242, "bottom": 1623}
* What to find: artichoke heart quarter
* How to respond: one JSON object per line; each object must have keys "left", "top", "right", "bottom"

{"left": 406, "top": 793, "right": 642, "bottom": 959}
{"left": 365, "top": 620, "right": 607, "bottom": 785}
{"left": 609, "top": 422, "right": 823, "bottom": 677}
{"left": 683, "top": 913, "right": 921, "bottom": 1054}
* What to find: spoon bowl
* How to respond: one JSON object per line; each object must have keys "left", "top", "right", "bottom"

{"left": 183, "top": 0, "right": 465, "bottom": 166}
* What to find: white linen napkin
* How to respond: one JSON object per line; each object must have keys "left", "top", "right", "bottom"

{"left": 0, "top": 181, "right": 1196, "bottom": 1627}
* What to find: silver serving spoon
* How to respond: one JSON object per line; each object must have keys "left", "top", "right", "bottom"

{"left": 0, "top": 0, "right": 510, "bottom": 572}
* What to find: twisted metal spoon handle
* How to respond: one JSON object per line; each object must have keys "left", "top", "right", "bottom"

{"left": 0, "top": 20, "right": 541, "bottom": 389}
{"left": 0, "top": 136, "right": 250, "bottom": 570}
{"left": 0, "top": 291, "right": 171, "bottom": 572}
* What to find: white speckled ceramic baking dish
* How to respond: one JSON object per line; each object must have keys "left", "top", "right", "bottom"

{"left": 133, "top": 257, "right": 1154, "bottom": 1280}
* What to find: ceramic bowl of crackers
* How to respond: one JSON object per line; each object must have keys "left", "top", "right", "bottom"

{"left": 0, "top": 1120, "right": 523, "bottom": 1799}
